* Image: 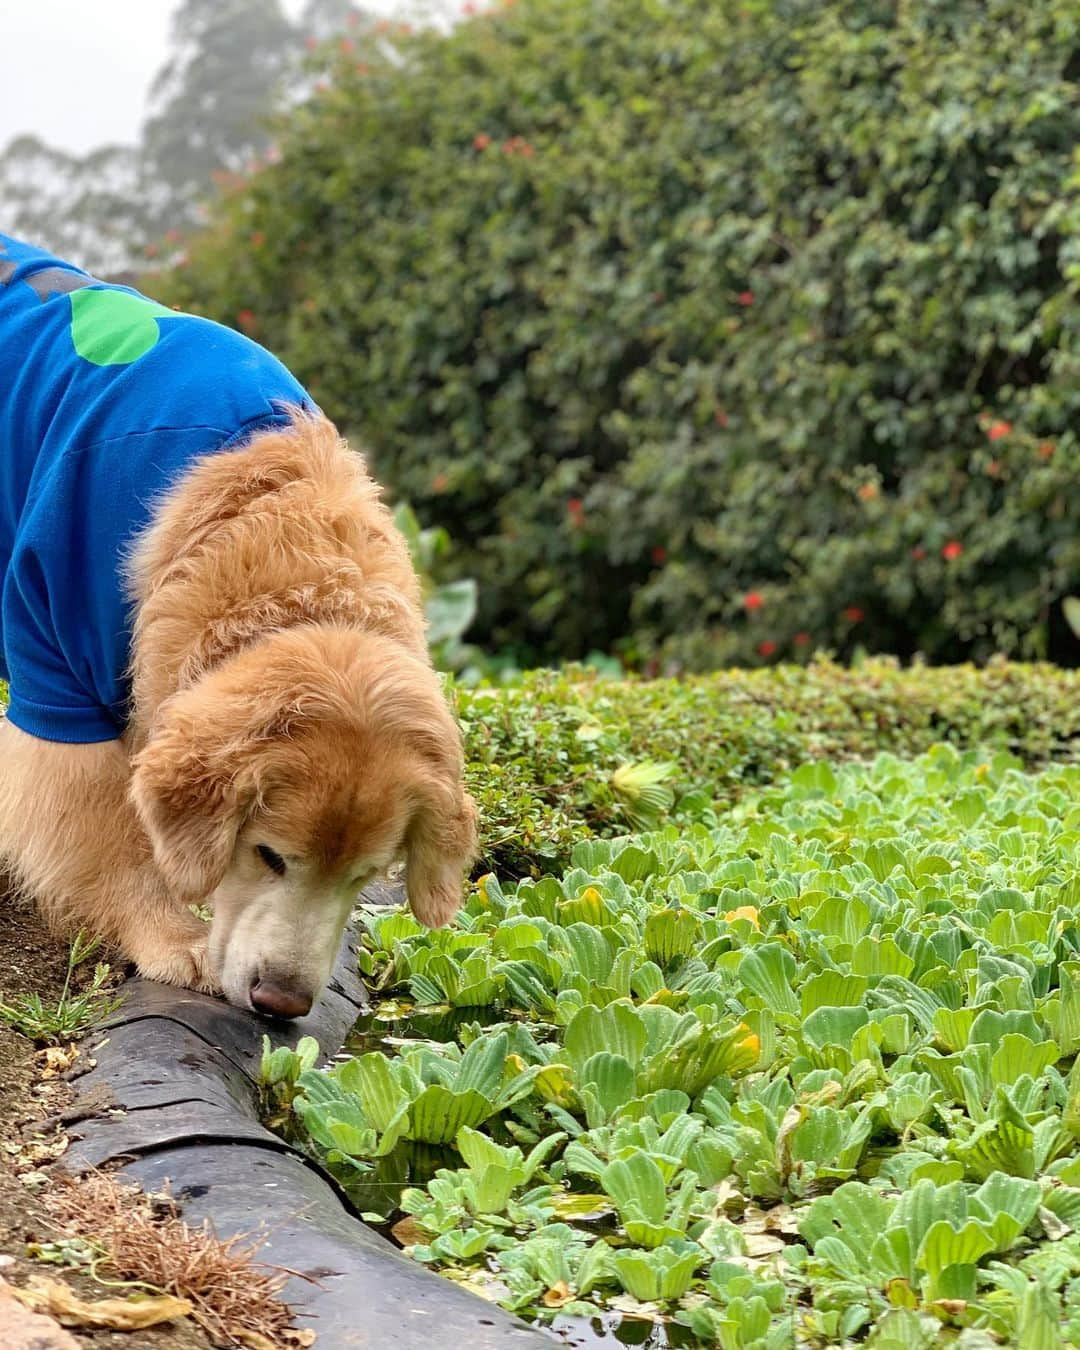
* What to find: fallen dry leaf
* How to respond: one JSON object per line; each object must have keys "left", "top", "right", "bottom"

{"left": 38, "top": 1046, "right": 79, "bottom": 1079}
{"left": 9, "top": 1275, "right": 192, "bottom": 1330}
{"left": 390, "top": 1215, "right": 427, "bottom": 1248}
{"left": 21, "top": 1136, "right": 68, "bottom": 1166}
{"left": 742, "top": 1232, "right": 787, "bottom": 1257}
{"left": 763, "top": 1204, "right": 802, "bottom": 1236}
{"left": 710, "top": 1178, "right": 742, "bottom": 1214}
{"left": 542, "top": 1280, "right": 574, "bottom": 1308}
{"left": 0, "top": 1278, "right": 81, "bottom": 1350}
{"left": 235, "top": 1329, "right": 316, "bottom": 1349}
{"left": 1039, "top": 1204, "right": 1072, "bottom": 1241}
{"left": 44, "top": 1171, "right": 306, "bottom": 1345}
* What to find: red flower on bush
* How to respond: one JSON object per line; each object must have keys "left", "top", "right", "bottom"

{"left": 743, "top": 591, "right": 764, "bottom": 612}
{"left": 463, "top": 0, "right": 478, "bottom": 12}
{"left": 473, "top": 133, "right": 492, "bottom": 150}
{"left": 236, "top": 308, "right": 257, "bottom": 333}
{"left": 842, "top": 605, "right": 865, "bottom": 623}
{"left": 757, "top": 639, "right": 777, "bottom": 657}
{"left": 651, "top": 546, "right": 668, "bottom": 565}
{"left": 736, "top": 290, "right": 755, "bottom": 306}
{"left": 714, "top": 409, "right": 730, "bottom": 428}
{"left": 250, "top": 231, "right": 266, "bottom": 247}
{"left": 987, "top": 420, "right": 1012, "bottom": 442}
{"left": 942, "top": 540, "right": 963, "bottom": 561}
{"left": 432, "top": 472, "right": 450, "bottom": 493}
{"left": 567, "top": 497, "right": 585, "bottom": 525}
{"left": 911, "top": 545, "right": 927, "bottom": 560}
{"left": 857, "top": 482, "right": 879, "bottom": 502}
{"left": 164, "top": 228, "right": 181, "bottom": 245}
{"left": 1038, "top": 441, "right": 1055, "bottom": 460}
{"left": 340, "top": 37, "right": 356, "bottom": 54}
{"left": 305, "top": 35, "right": 317, "bottom": 49}
{"left": 793, "top": 631, "right": 811, "bottom": 646}
{"left": 144, "top": 243, "right": 159, "bottom": 258}
{"left": 986, "top": 459, "right": 1001, "bottom": 477}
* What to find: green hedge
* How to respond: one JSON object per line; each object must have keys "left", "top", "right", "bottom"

{"left": 155, "top": 0, "right": 1080, "bottom": 666}
{"left": 460, "top": 658, "right": 1080, "bottom": 875}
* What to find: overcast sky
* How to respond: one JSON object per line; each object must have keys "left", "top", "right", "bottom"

{"left": 0, "top": 0, "right": 432, "bottom": 156}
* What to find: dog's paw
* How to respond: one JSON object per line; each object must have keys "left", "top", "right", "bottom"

{"left": 131, "top": 924, "right": 221, "bottom": 996}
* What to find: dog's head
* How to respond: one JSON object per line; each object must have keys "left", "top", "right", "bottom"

{"left": 129, "top": 626, "right": 476, "bottom": 1017}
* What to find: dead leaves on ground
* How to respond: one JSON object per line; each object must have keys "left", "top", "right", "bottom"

{"left": 5, "top": 1274, "right": 191, "bottom": 1329}
{"left": 39, "top": 1172, "right": 315, "bottom": 1347}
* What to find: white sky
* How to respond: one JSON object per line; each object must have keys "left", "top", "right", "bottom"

{"left": 0, "top": 0, "right": 437, "bottom": 156}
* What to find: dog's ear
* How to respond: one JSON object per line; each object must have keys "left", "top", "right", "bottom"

{"left": 130, "top": 695, "right": 258, "bottom": 902}
{"left": 405, "top": 783, "right": 478, "bottom": 928}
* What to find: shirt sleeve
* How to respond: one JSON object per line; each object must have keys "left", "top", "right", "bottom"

{"left": 2, "top": 545, "right": 122, "bottom": 743}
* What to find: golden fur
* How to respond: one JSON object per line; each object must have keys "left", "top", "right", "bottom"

{"left": 0, "top": 411, "right": 476, "bottom": 1011}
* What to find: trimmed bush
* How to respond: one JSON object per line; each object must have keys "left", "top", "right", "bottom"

{"left": 154, "top": 0, "right": 1080, "bottom": 666}
{"left": 459, "top": 658, "right": 1080, "bottom": 875}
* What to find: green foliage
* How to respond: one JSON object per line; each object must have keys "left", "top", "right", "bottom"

{"left": 456, "top": 657, "right": 1080, "bottom": 875}
{"left": 391, "top": 501, "right": 487, "bottom": 677}
{"left": 0, "top": 932, "right": 123, "bottom": 1043}
{"left": 155, "top": 0, "right": 1080, "bottom": 666}
{"left": 274, "top": 748, "right": 1080, "bottom": 1337}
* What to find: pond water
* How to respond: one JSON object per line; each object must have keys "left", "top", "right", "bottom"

{"left": 548, "top": 1313, "right": 698, "bottom": 1346}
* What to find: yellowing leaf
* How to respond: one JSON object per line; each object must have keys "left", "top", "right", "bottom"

{"left": 886, "top": 1277, "right": 919, "bottom": 1308}
{"left": 542, "top": 1280, "right": 574, "bottom": 1307}
{"left": 534, "top": 1063, "right": 576, "bottom": 1107}
{"left": 724, "top": 905, "right": 760, "bottom": 928}
{"left": 9, "top": 1276, "right": 192, "bottom": 1330}
{"left": 391, "top": 1215, "right": 428, "bottom": 1247}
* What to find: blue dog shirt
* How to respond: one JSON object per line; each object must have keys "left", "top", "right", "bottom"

{"left": 0, "top": 233, "right": 314, "bottom": 743}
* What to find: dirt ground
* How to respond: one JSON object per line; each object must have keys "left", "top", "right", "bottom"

{"left": 0, "top": 896, "right": 212, "bottom": 1349}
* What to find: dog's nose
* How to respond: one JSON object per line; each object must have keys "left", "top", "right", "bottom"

{"left": 249, "top": 979, "right": 313, "bottom": 1020}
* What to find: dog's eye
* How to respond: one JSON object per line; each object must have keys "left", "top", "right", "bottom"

{"left": 255, "top": 845, "right": 287, "bottom": 877}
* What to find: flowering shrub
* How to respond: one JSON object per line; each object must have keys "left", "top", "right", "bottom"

{"left": 154, "top": 0, "right": 1080, "bottom": 665}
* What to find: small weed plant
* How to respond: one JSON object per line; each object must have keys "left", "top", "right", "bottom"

{"left": 0, "top": 931, "right": 123, "bottom": 1042}
{"left": 264, "top": 747, "right": 1080, "bottom": 1343}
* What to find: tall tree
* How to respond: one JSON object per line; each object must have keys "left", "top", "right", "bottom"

{"left": 0, "top": 0, "right": 368, "bottom": 272}
{"left": 138, "top": 0, "right": 297, "bottom": 235}
{"left": 0, "top": 135, "right": 145, "bottom": 276}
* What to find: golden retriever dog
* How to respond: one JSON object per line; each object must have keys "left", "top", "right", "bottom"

{"left": 0, "top": 238, "right": 475, "bottom": 1019}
